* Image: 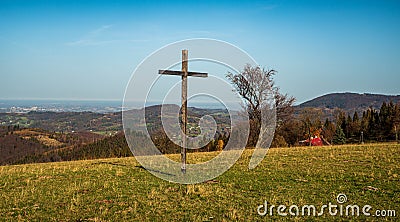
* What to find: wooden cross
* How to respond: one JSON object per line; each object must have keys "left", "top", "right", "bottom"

{"left": 159, "top": 50, "right": 208, "bottom": 173}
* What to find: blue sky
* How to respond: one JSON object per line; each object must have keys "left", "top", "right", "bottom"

{"left": 1, "top": 0, "right": 399, "bottom": 104}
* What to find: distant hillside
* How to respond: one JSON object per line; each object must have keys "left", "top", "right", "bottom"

{"left": 0, "top": 105, "right": 231, "bottom": 165}
{"left": 28, "top": 132, "right": 132, "bottom": 164}
{"left": 0, "top": 105, "right": 230, "bottom": 134}
{"left": 298, "top": 92, "right": 400, "bottom": 113}
{"left": 0, "top": 111, "right": 122, "bottom": 134}
{"left": 0, "top": 126, "right": 106, "bottom": 165}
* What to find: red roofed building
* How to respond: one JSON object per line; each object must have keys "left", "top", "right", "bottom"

{"left": 300, "top": 137, "right": 324, "bottom": 146}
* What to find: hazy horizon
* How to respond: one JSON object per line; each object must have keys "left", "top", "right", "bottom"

{"left": 1, "top": 91, "right": 400, "bottom": 106}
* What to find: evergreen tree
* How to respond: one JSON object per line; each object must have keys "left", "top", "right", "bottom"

{"left": 352, "top": 111, "right": 361, "bottom": 138}
{"left": 346, "top": 114, "right": 352, "bottom": 138}
{"left": 334, "top": 110, "right": 347, "bottom": 136}
{"left": 333, "top": 125, "right": 346, "bottom": 145}
{"left": 353, "top": 111, "right": 359, "bottom": 122}
{"left": 361, "top": 110, "right": 369, "bottom": 139}
{"left": 392, "top": 103, "right": 400, "bottom": 142}
{"left": 379, "top": 102, "right": 391, "bottom": 139}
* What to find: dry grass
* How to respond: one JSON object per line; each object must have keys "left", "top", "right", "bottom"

{"left": 14, "top": 129, "right": 66, "bottom": 147}
{"left": 13, "top": 129, "right": 44, "bottom": 136}
{"left": 35, "top": 135, "right": 65, "bottom": 147}
{"left": 0, "top": 143, "right": 399, "bottom": 221}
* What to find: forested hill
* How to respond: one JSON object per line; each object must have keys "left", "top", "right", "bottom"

{"left": 298, "top": 93, "right": 400, "bottom": 112}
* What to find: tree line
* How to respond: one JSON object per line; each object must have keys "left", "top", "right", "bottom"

{"left": 227, "top": 64, "right": 400, "bottom": 147}
{"left": 273, "top": 101, "right": 400, "bottom": 147}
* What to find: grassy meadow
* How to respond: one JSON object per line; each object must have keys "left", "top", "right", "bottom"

{"left": 0, "top": 144, "right": 399, "bottom": 221}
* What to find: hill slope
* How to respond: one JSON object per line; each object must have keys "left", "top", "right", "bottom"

{"left": 298, "top": 92, "right": 400, "bottom": 113}
{"left": 0, "top": 126, "right": 107, "bottom": 165}
{"left": 0, "top": 144, "right": 399, "bottom": 221}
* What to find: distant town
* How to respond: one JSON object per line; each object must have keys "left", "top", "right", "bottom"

{"left": 0, "top": 100, "right": 123, "bottom": 114}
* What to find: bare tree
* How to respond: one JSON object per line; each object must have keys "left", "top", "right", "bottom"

{"left": 226, "top": 64, "right": 295, "bottom": 147}
{"left": 299, "top": 108, "right": 323, "bottom": 146}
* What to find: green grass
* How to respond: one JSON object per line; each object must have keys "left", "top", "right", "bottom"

{"left": 0, "top": 144, "right": 399, "bottom": 221}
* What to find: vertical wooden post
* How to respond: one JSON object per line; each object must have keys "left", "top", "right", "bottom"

{"left": 158, "top": 50, "right": 207, "bottom": 173}
{"left": 181, "top": 49, "right": 188, "bottom": 173}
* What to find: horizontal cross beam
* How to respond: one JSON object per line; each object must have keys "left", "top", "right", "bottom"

{"left": 158, "top": 70, "right": 208, "bottom": 77}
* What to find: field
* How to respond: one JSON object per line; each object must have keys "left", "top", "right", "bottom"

{"left": 0, "top": 144, "right": 399, "bottom": 221}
